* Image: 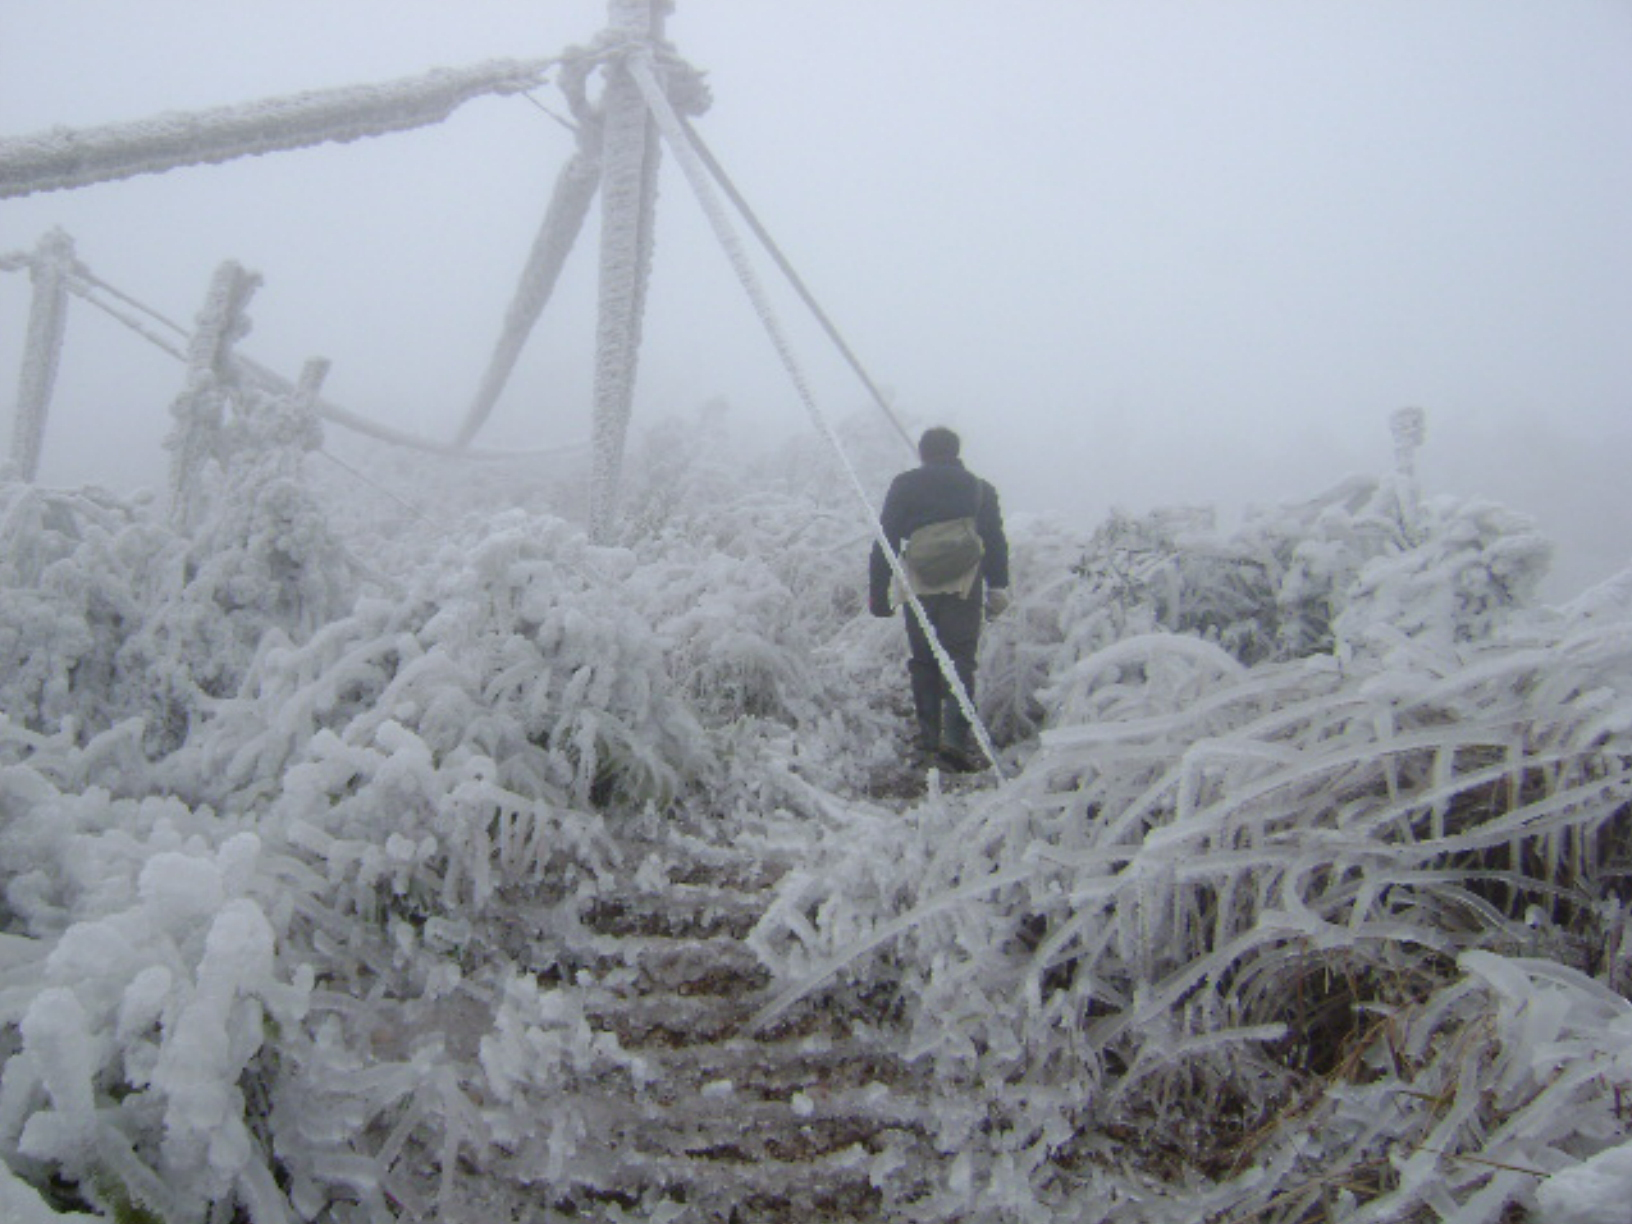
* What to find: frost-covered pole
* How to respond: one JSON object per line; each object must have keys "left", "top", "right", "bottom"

{"left": 4, "top": 229, "right": 73, "bottom": 483}
{"left": 166, "top": 261, "right": 260, "bottom": 531}
{"left": 587, "top": 0, "right": 669, "bottom": 543}
{"left": 1391, "top": 405, "right": 1426, "bottom": 542}
{"left": 284, "top": 356, "right": 330, "bottom": 474}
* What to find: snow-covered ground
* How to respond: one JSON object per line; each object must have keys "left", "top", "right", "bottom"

{"left": 4, "top": 378, "right": 1632, "bottom": 1222}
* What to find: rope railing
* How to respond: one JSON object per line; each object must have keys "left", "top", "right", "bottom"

{"left": 0, "top": 58, "right": 559, "bottom": 200}
{"left": 65, "top": 271, "right": 189, "bottom": 362}
{"left": 0, "top": 255, "right": 580, "bottom": 462}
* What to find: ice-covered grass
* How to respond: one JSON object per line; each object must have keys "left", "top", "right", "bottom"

{"left": 3, "top": 401, "right": 1631, "bottom": 1222}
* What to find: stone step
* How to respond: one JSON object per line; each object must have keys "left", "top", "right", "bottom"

{"left": 578, "top": 889, "right": 767, "bottom": 942}
{"left": 599, "top": 1099, "right": 934, "bottom": 1163}
{"left": 584, "top": 990, "right": 763, "bottom": 1050}
{"left": 495, "top": 1131, "right": 956, "bottom": 1224}
{"left": 451, "top": 818, "right": 999, "bottom": 1224}
{"left": 616, "top": 837, "right": 794, "bottom": 894}
{"left": 634, "top": 1037, "right": 939, "bottom": 1104}
{"left": 531, "top": 933, "right": 774, "bottom": 997}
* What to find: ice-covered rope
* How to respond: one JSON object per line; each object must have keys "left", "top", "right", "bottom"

{"left": 628, "top": 50, "right": 1006, "bottom": 780}
{"left": 72, "top": 263, "right": 189, "bottom": 335}
{"left": 452, "top": 143, "right": 602, "bottom": 448}
{"left": 0, "top": 58, "right": 558, "bottom": 199}
{"left": 313, "top": 448, "right": 437, "bottom": 527}
{"left": 520, "top": 91, "right": 579, "bottom": 136}
{"left": 238, "top": 358, "right": 564, "bottom": 460}
{"left": 53, "top": 261, "right": 566, "bottom": 460}
{"left": 676, "top": 116, "right": 915, "bottom": 456}
{"left": 65, "top": 271, "right": 189, "bottom": 361}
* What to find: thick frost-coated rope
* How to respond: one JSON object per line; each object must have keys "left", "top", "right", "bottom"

{"left": 628, "top": 50, "right": 1005, "bottom": 780}
{"left": 453, "top": 144, "right": 602, "bottom": 448}
{"left": 0, "top": 58, "right": 558, "bottom": 200}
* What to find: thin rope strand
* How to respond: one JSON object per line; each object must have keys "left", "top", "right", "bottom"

{"left": 66, "top": 275, "right": 189, "bottom": 360}
{"left": 679, "top": 116, "right": 915, "bottom": 457}
{"left": 60, "top": 261, "right": 578, "bottom": 462}
{"left": 314, "top": 448, "right": 439, "bottom": 527}
{"left": 520, "top": 91, "right": 580, "bottom": 135}
{"left": 72, "top": 264, "right": 190, "bottom": 335}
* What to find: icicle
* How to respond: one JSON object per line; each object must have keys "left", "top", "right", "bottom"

{"left": 4, "top": 229, "right": 73, "bottom": 483}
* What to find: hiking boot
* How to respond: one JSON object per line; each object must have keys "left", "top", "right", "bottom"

{"left": 937, "top": 744, "right": 984, "bottom": 774}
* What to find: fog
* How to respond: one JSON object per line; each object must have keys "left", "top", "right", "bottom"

{"left": 3, "top": 0, "right": 1629, "bottom": 597}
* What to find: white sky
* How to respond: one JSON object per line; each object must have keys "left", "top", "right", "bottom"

{"left": 3, "top": 1, "right": 1630, "bottom": 596}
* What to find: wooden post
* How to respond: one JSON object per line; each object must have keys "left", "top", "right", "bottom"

{"left": 284, "top": 356, "right": 330, "bottom": 472}
{"left": 587, "top": 0, "right": 667, "bottom": 543}
{"left": 166, "top": 260, "right": 260, "bottom": 531}
{"left": 4, "top": 229, "right": 73, "bottom": 482}
{"left": 1391, "top": 406, "right": 1426, "bottom": 541}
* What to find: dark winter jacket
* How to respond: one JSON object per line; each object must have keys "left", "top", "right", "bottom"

{"left": 869, "top": 457, "right": 1010, "bottom": 610}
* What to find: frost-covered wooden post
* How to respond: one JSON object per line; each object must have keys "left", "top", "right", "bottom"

{"left": 281, "top": 355, "right": 330, "bottom": 474}
{"left": 4, "top": 228, "right": 74, "bottom": 483}
{"left": 588, "top": 0, "right": 668, "bottom": 543}
{"left": 166, "top": 260, "right": 260, "bottom": 531}
{"left": 1391, "top": 405, "right": 1426, "bottom": 541}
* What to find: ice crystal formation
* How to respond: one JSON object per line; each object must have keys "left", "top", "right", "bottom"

{"left": 2, "top": 390, "right": 1631, "bottom": 1222}
{"left": 4, "top": 7, "right": 1632, "bottom": 1223}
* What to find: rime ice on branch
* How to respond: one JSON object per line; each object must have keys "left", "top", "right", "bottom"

{"left": 0, "top": 59, "right": 554, "bottom": 199}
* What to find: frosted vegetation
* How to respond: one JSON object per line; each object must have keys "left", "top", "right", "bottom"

{"left": 3, "top": 392, "right": 1632, "bottom": 1224}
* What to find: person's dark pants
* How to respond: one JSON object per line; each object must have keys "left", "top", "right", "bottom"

{"left": 904, "top": 591, "right": 982, "bottom": 754}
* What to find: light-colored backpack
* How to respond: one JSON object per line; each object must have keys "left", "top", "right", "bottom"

{"left": 901, "top": 484, "right": 985, "bottom": 597}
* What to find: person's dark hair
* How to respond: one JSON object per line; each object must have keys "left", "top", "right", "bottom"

{"left": 918, "top": 426, "right": 960, "bottom": 462}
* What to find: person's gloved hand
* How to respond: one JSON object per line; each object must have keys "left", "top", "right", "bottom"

{"left": 869, "top": 589, "right": 894, "bottom": 618}
{"left": 984, "top": 586, "right": 1012, "bottom": 618}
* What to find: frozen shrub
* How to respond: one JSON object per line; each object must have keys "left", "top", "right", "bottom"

{"left": 1046, "top": 471, "right": 1552, "bottom": 685}
{"left": 0, "top": 485, "right": 164, "bottom": 744}
{"left": 1, "top": 402, "right": 1619, "bottom": 1223}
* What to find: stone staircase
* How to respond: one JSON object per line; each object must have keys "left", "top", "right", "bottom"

{"left": 484, "top": 819, "right": 982, "bottom": 1223}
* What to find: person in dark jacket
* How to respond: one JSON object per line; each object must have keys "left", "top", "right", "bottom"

{"left": 869, "top": 426, "right": 1010, "bottom": 771}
